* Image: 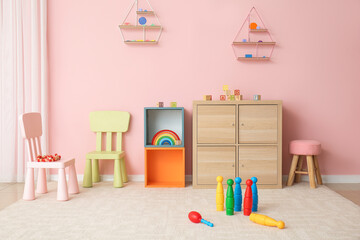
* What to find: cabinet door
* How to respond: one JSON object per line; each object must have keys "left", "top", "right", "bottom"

{"left": 197, "top": 147, "right": 235, "bottom": 185}
{"left": 238, "top": 145, "right": 278, "bottom": 185}
{"left": 197, "top": 105, "right": 236, "bottom": 144}
{"left": 239, "top": 105, "right": 278, "bottom": 143}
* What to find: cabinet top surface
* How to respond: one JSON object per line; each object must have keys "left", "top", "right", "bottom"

{"left": 193, "top": 100, "right": 282, "bottom": 105}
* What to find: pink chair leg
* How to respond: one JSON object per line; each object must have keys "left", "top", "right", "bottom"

{"left": 23, "top": 167, "right": 35, "bottom": 201}
{"left": 36, "top": 168, "right": 48, "bottom": 194}
{"left": 57, "top": 168, "right": 69, "bottom": 201}
{"left": 68, "top": 164, "right": 79, "bottom": 194}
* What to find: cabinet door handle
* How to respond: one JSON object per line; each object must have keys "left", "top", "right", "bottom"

{"left": 232, "top": 164, "right": 234, "bottom": 167}
{"left": 231, "top": 123, "right": 235, "bottom": 126}
{"left": 241, "top": 164, "right": 244, "bottom": 167}
{"left": 240, "top": 123, "right": 244, "bottom": 126}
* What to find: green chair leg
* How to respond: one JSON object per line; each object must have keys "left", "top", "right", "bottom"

{"left": 92, "top": 159, "right": 100, "bottom": 183}
{"left": 113, "top": 159, "right": 124, "bottom": 188}
{"left": 120, "top": 157, "right": 128, "bottom": 183}
{"left": 83, "top": 158, "right": 93, "bottom": 188}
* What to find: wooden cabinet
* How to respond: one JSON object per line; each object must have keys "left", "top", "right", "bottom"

{"left": 192, "top": 101, "right": 282, "bottom": 189}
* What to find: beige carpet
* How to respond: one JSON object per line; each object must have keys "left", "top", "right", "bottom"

{"left": 0, "top": 182, "right": 359, "bottom": 240}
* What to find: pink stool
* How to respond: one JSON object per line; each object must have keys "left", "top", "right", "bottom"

{"left": 287, "top": 140, "right": 323, "bottom": 189}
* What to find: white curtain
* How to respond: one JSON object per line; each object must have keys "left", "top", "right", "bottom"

{"left": 0, "top": 0, "right": 48, "bottom": 182}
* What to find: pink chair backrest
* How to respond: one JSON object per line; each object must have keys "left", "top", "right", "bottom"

{"left": 19, "top": 112, "right": 43, "bottom": 162}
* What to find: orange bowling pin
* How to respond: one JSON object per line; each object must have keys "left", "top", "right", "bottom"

{"left": 249, "top": 213, "right": 285, "bottom": 229}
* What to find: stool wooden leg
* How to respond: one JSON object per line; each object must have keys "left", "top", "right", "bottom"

{"left": 313, "top": 155, "right": 323, "bottom": 185}
{"left": 287, "top": 155, "right": 299, "bottom": 186}
{"left": 295, "top": 156, "right": 304, "bottom": 183}
{"left": 306, "top": 155, "right": 316, "bottom": 189}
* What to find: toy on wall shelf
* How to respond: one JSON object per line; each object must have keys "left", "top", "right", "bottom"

{"left": 229, "top": 95, "right": 235, "bottom": 101}
{"left": 249, "top": 213, "right": 285, "bottom": 229}
{"left": 170, "top": 102, "right": 177, "bottom": 107}
{"left": 242, "top": 39, "right": 247, "bottom": 42}
{"left": 250, "top": 22, "right": 258, "bottom": 30}
{"left": 245, "top": 54, "right": 253, "bottom": 58}
{"left": 139, "top": 17, "right": 147, "bottom": 25}
{"left": 203, "top": 95, "right": 212, "bottom": 101}
{"left": 223, "top": 85, "right": 229, "bottom": 91}
{"left": 234, "top": 89, "right": 240, "bottom": 95}
{"left": 188, "top": 211, "right": 214, "bottom": 227}
{"left": 152, "top": 129, "right": 180, "bottom": 146}
{"left": 220, "top": 95, "right": 226, "bottom": 101}
{"left": 156, "top": 102, "right": 164, "bottom": 107}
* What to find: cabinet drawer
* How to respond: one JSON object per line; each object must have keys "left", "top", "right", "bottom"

{"left": 197, "top": 105, "right": 236, "bottom": 144}
{"left": 197, "top": 147, "right": 235, "bottom": 185}
{"left": 238, "top": 145, "right": 278, "bottom": 185}
{"left": 239, "top": 105, "right": 278, "bottom": 143}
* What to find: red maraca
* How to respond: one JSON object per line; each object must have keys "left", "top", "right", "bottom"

{"left": 188, "top": 211, "right": 214, "bottom": 227}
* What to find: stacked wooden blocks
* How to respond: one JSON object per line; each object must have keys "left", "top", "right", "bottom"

{"left": 221, "top": 85, "right": 242, "bottom": 101}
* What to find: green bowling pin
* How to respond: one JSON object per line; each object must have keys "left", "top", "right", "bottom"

{"left": 226, "top": 179, "right": 234, "bottom": 216}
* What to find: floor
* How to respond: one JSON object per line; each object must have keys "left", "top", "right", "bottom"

{"left": 0, "top": 182, "right": 359, "bottom": 211}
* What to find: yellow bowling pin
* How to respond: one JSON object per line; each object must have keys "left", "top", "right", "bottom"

{"left": 249, "top": 213, "right": 285, "bottom": 229}
{"left": 216, "top": 176, "right": 224, "bottom": 211}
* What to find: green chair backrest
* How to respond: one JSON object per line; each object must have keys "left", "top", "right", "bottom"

{"left": 89, "top": 111, "right": 130, "bottom": 152}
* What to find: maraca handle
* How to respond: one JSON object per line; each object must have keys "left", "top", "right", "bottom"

{"left": 201, "top": 219, "right": 214, "bottom": 227}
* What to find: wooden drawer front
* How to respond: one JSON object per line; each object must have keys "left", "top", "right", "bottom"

{"left": 197, "top": 147, "right": 235, "bottom": 185}
{"left": 238, "top": 145, "right": 278, "bottom": 185}
{"left": 238, "top": 105, "right": 278, "bottom": 143}
{"left": 197, "top": 105, "right": 236, "bottom": 144}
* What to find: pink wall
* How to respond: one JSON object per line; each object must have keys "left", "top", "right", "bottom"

{"left": 48, "top": 0, "right": 360, "bottom": 176}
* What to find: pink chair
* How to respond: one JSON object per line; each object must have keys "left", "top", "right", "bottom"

{"left": 19, "top": 112, "right": 79, "bottom": 201}
{"left": 286, "top": 140, "right": 323, "bottom": 189}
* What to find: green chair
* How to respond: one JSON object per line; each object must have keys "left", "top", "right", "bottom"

{"left": 83, "top": 111, "right": 130, "bottom": 188}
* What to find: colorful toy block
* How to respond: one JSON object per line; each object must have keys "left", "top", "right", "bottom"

{"left": 230, "top": 95, "right": 235, "bottom": 101}
{"left": 235, "top": 95, "right": 243, "bottom": 101}
{"left": 203, "top": 95, "right": 212, "bottom": 101}
{"left": 253, "top": 95, "right": 261, "bottom": 101}
{"left": 245, "top": 54, "right": 253, "bottom": 58}
{"left": 223, "top": 85, "right": 229, "bottom": 91}
{"left": 220, "top": 95, "right": 226, "bottom": 101}
{"left": 242, "top": 39, "right": 247, "bottom": 42}
{"left": 224, "top": 90, "right": 231, "bottom": 95}
{"left": 170, "top": 102, "right": 177, "bottom": 107}
{"left": 156, "top": 102, "right": 164, "bottom": 107}
{"left": 234, "top": 89, "right": 240, "bottom": 96}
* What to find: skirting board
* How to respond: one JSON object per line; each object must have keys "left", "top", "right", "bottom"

{"left": 49, "top": 174, "right": 360, "bottom": 183}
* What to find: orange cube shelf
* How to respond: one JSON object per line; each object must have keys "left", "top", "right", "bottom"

{"left": 145, "top": 147, "right": 185, "bottom": 188}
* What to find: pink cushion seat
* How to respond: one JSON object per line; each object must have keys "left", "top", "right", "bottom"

{"left": 289, "top": 140, "right": 321, "bottom": 155}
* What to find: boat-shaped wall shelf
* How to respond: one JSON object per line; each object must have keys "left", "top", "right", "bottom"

{"left": 232, "top": 7, "right": 276, "bottom": 61}
{"left": 119, "top": 0, "right": 163, "bottom": 44}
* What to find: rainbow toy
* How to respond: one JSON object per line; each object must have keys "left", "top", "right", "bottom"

{"left": 152, "top": 129, "right": 180, "bottom": 146}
